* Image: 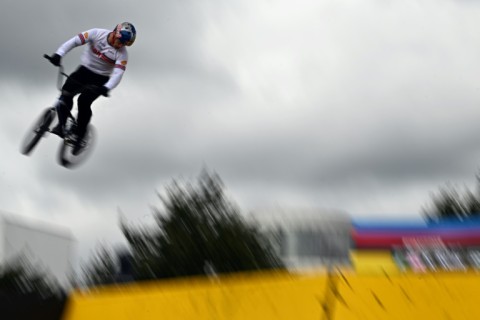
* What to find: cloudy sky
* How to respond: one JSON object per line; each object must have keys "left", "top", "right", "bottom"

{"left": 2, "top": 0, "right": 480, "bottom": 262}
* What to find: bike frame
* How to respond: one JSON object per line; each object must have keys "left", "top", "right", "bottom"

{"left": 20, "top": 55, "right": 97, "bottom": 167}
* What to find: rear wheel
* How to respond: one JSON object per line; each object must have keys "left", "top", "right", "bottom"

{"left": 20, "top": 107, "right": 56, "bottom": 155}
{"left": 58, "top": 125, "right": 96, "bottom": 168}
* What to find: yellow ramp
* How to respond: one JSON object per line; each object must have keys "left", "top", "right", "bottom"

{"left": 62, "top": 269, "right": 480, "bottom": 320}
{"left": 350, "top": 250, "right": 400, "bottom": 275}
{"left": 62, "top": 271, "right": 330, "bottom": 320}
{"left": 332, "top": 271, "right": 480, "bottom": 320}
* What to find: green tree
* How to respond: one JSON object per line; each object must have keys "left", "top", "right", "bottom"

{"left": 0, "top": 256, "right": 66, "bottom": 320}
{"left": 0, "top": 255, "right": 61, "bottom": 301}
{"left": 79, "top": 246, "right": 118, "bottom": 287}
{"left": 422, "top": 175, "right": 480, "bottom": 221}
{"left": 122, "top": 170, "right": 283, "bottom": 280}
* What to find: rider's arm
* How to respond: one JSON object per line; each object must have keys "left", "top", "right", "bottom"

{"left": 104, "top": 67, "right": 124, "bottom": 90}
{"left": 55, "top": 29, "right": 94, "bottom": 56}
{"left": 104, "top": 49, "right": 128, "bottom": 90}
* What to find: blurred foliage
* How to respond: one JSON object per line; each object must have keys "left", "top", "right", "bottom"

{"left": 0, "top": 255, "right": 62, "bottom": 301}
{"left": 423, "top": 173, "right": 480, "bottom": 221}
{"left": 79, "top": 246, "right": 118, "bottom": 287}
{"left": 121, "top": 170, "right": 284, "bottom": 280}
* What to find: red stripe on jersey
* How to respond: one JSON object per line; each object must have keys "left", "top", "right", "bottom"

{"left": 115, "top": 64, "right": 126, "bottom": 71}
{"left": 99, "top": 55, "right": 115, "bottom": 64}
{"left": 91, "top": 46, "right": 115, "bottom": 65}
{"left": 78, "top": 33, "right": 86, "bottom": 44}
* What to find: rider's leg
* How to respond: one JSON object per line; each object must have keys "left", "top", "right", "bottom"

{"left": 52, "top": 67, "right": 85, "bottom": 136}
{"left": 71, "top": 91, "right": 101, "bottom": 155}
{"left": 52, "top": 93, "right": 74, "bottom": 136}
{"left": 75, "top": 69, "right": 108, "bottom": 143}
{"left": 76, "top": 91, "right": 99, "bottom": 142}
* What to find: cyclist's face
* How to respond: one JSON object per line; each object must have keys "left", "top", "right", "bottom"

{"left": 109, "top": 32, "right": 126, "bottom": 49}
{"left": 112, "top": 38, "right": 126, "bottom": 49}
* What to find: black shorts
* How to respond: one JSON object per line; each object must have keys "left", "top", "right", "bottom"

{"left": 62, "top": 66, "right": 109, "bottom": 95}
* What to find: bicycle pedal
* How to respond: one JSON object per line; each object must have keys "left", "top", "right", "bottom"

{"left": 64, "top": 138, "right": 75, "bottom": 146}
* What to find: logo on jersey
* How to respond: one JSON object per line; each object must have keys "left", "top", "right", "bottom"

{"left": 121, "top": 60, "right": 127, "bottom": 66}
{"left": 84, "top": 32, "right": 89, "bottom": 39}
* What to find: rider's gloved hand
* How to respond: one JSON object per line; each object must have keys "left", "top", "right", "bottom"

{"left": 86, "top": 85, "right": 110, "bottom": 97}
{"left": 96, "top": 85, "right": 110, "bottom": 97}
{"left": 49, "top": 54, "right": 62, "bottom": 67}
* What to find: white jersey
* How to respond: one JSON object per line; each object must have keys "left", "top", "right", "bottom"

{"left": 55, "top": 28, "right": 128, "bottom": 90}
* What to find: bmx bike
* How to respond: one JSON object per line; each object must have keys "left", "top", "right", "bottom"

{"left": 20, "top": 54, "right": 97, "bottom": 168}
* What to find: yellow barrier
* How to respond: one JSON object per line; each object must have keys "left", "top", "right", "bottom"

{"left": 62, "top": 270, "right": 480, "bottom": 320}
{"left": 332, "top": 271, "right": 480, "bottom": 319}
{"left": 350, "top": 250, "right": 400, "bottom": 275}
{"left": 62, "top": 271, "right": 330, "bottom": 320}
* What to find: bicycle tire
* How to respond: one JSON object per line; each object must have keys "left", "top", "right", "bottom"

{"left": 20, "top": 107, "right": 56, "bottom": 155}
{"left": 58, "top": 125, "right": 96, "bottom": 169}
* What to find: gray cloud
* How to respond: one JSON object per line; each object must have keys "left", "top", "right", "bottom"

{"left": 3, "top": 0, "right": 480, "bottom": 261}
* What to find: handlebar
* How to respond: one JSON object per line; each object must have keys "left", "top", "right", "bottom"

{"left": 44, "top": 54, "right": 62, "bottom": 68}
{"left": 44, "top": 54, "right": 68, "bottom": 90}
{"left": 44, "top": 54, "right": 66, "bottom": 72}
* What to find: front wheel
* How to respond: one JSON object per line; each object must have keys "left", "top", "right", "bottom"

{"left": 20, "top": 107, "right": 56, "bottom": 155}
{"left": 58, "top": 125, "right": 97, "bottom": 169}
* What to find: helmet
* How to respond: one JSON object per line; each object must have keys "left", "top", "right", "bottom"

{"left": 114, "top": 22, "right": 136, "bottom": 46}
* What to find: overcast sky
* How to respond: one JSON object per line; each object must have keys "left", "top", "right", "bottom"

{"left": 2, "top": 0, "right": 480, "bottom": 262}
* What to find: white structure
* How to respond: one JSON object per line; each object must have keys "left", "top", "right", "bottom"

{"left": 248, "top": 207, "right": 352, "bottom": 271}
{"left": 0, "top": 212, "right": 75, "bottom": 288}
